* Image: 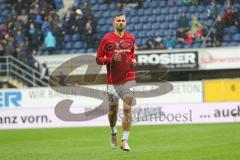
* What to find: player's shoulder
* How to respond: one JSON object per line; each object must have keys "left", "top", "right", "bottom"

{"left": 124, "top": 32, "right": 135, "bottom": 40}
{"left": 102, "top": 32, "right": 115, "bottom": 40}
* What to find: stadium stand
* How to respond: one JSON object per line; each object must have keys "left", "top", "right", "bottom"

{"left": 0, "top": 0, "right": 240, "bottom": 87}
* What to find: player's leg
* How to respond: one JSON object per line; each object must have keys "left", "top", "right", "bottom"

{"left": 120, "top": 88, "right": 135, "bottom": 151}
{"left": 108, "top": 102, "right": 119, "bottom": 149}
{"left": 121, "top": 95, "right": 133, "bottom": 151}
{"left": 107, "top": 85, "right": 120, "bottom": 149}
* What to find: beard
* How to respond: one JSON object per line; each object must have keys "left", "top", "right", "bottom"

{"left": 116, "top": 24, "right": 125, "bottom": 32}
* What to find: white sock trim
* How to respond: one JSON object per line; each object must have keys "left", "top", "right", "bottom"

{"left": 122, "top": 131, "right": 130, "bottom": 141}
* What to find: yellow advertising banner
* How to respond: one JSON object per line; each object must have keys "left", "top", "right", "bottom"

{"left": 204, "top": 79, "right": 240, "bottom": 102}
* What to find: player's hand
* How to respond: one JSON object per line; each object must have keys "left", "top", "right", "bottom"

{"left": 113, "top": 52, "right": 121, "bottom": 61}
{"left": 131, "top": 59, "right": 137, "bottom": 67}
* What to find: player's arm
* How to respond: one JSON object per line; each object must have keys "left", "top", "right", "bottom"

{"left": 130, "top": 38, "right": 137, "bottom": 66}
{"left": 96, "top": 39, "right": 112, "bottom": 65}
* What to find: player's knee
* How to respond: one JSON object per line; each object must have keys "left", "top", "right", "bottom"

{"left": 123, "top": 96, "right": 133, "bottom": 106}
{"left": 109, "top": 105, "right": 118, "bottom": 115}
{"left": 123, "top": 105, "right": 131, "bottom": 116}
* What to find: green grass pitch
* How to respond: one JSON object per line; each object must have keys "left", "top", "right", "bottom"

{"left": 0, "top": 123, "right": 240, "bottom": 160}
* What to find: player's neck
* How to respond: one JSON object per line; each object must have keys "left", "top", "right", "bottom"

{"left": 114, "top": 30, "right": 125, "bottom": 38}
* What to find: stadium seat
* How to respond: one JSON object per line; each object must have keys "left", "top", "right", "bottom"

{"left": 149, "top": 1, "right": 159, "bottom": 8}
{"left": 156, "top": 15, "right": 164, "bottom": 22}
{"left": 137, "top": 9, "right": 144, "bottom": 16}
{"left": 64, "top": 35, "right": 72, "bottom": 42}
{"left": 233, "top": 34, "right": 240, "bottom": 42}
{"left": 152, "top": 9, "right": 161, "bottom": 15}
{"left": 144, "top": 9, "right": 153, "bottom": 16}
{"left": 65, "top": 42, "right": 73, "bottom": 49}
{"left": 134, "top": 24, "right": 143, "bottom": 30}
{"left": 159, "top": 1, "right": 166, "bottom": 7}
{"left": 72, "top": 34, "right": 81, "bottom": 41}
{"left": 224, "top": 35, "right": 231, "bottom": 42}
{"left": 73, "top": 41, "right": 84, "bottom": 49}
{"left": 143, "top": 23, "right": 152, "bottom": 30}
{"left": 140, "top": 16, "right": 148, "bottom": 23}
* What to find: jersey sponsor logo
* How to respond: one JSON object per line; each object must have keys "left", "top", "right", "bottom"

{"left": 103, "top": 40, "right": 133, "bottom": 54}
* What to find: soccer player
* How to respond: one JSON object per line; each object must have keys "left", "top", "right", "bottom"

{"left": 96, "top": 13, "right": 137, "bottom": 151}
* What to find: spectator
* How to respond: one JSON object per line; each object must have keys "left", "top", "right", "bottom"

{"left": 3, "top": 37, "right": 15, "bottom": 56}
{"left": 214, "top": 16, "right": 225, "bottom": 46}
{"left": 223, "top": 7, "right": 234, "bottom": 26}
{"left": 71, "top": 10, "right": 84, "bottom": 34}
{"left": 207, "top": 0, "right": 221, "bottom": 19}
{"left": 232, "top": 7, "right": 240, "bottom": 31}
{"left": 182, "top": 0, "right": 191, "bottom": 5}
{"left": 27, "top": 23, "right": 40, "bottom": 50}
{"left": 54, "top": 0, "right": 64, "bottom": 10}
{"left": 0, "top": 44, "right": 4, "bottom": 57}
{"left": 178, "top": 12, "right": 190, "bottom": 30}
{"left": 190, "top": 16, "right": 203, "bottom": 36}
{"left": 176, "top": 27, "right": 187, "bottom": 43}
{"left": 163, "top": 36, "right": 177, "bottom": 49}
{"left": 53, "top": 23, "right": 65, "bottom": 49}
{"left": 14, "top": 30, "right": 25, "bottom": 48}
{"left": 40, "top": 63, "right": 49, "bottom": 84}
{"left": 84, "top": 15, "right": 97, "bottom": 48}
{"left": 44, "top": 31, "right": 56, "bottom": 55}
{"left": 16, "top": 41, "right": 28, "bottom": 63}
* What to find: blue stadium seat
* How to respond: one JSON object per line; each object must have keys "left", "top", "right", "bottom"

{"left": 90, "top": 0, "right": 98, "bottom": 4}
{"left": 161, "top": 8, "right": 168, "bottom": 14}
{"left": 65, "top": 42, "right": 73, "bottom": 49}
{"left": 137, "top": 9, "right": 144, "bottom": 16}
{"left": 143, "top": 1, "right": 150, "bottom": 8}
{"left": 129, "top": 9, "right": 136, "bottom": 16}
{"left": 148, "top": 15, "right": 157, "bottom": 22}
{"left": 189, "top": 6, "right": 196, "bottom": 13}
{"left": 136, "top": 39, "right": 142, "bottom": 46}
{"left": 131, "top": 16, "right": 139, "bottom": 23}
{"left": 152, "top": 23, "right": 160, "bottom": 30}
{"left": 140, "top": 16, "right": 148, "bottom": 23}
{"left": 222, "top": 42, "right": 229, "bottom": 47}
{"left": 149, "top": 1, "right": 159, "bottom": 8}
{"left": 152, "top": 9, "right": 161, "bottom": 15}
{"left": 138, "top": 31, "right": 147, "bottom": 38}
{"left": 106, "top": 18, "right": 112, "bottom": 25}
{"left": 147, "top": 30, "right": 155, "bottom": 37}
{"left": 144, "top": 8, "right": 153, "bottom": 15}
{"left": 230, "top": 26, "right": 238, "bottom": 34}
{"left": 165, "top": 15, "right": 174, "bottom": 22}
{"left": 61, "top": 49, "right": 69, "bottom": 55}
{"left": 78, "top": 49, "right": 86, "bottom": 53}
{"left": 69, "top": 49, "right": 79, "bottom": 54}
{"left": 72, "top": 34, "right": 81, "bottom": 41}
{"left": 229, "top": 42, "right": 239, "bottom": 46}
{"left": 99, "top": 4, "right": 108, "bottom": 11}
{"left": 169, "top": 7, "right": 178, "bottom": 14}
{"left": 134, "top": 24, "right": 143, "bottom": 30}
{"left": 86, "top": 48, "right": 95, "bottom": 53}
{"left": 143, "top": 23, "right": 152, "bottom": 30}
{"left": 73, "top": 41, "right": 84, "bottom": 49}
{"left": 233, "top": 34, "right": 240, "bottom": 41}
{"left": 159, "top": 1, "right": 166, "bottom": 7}
{"left": 161, "top": 22, "right": 169, "bottom": 29}
{"left": 156, "top": 15, "right": 164, "bottom": 22}
{"left": 127, "top": 24, "right": 134, "bottom": 31}
{"left": 64, "top": 34, "right": 72, "bottom": 42}
{"left": 197, "top": 5, "right": 205, "bottom": 12}
{"left": 98, "top": 18, "right": 105, "bottom": 25}
{"left": 109, "top": 3, "right": 116, "bottom": 10}
{"left": 224, "top": 35, "right": 231, "bottom": 41}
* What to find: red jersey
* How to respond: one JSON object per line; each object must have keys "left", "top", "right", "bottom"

{"left": 96, "top": 32, "right": 136, "bottom": 84}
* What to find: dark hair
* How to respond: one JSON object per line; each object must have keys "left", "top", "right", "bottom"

{"left": 114, "top": 12, "right": 125, "bottom": 18}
